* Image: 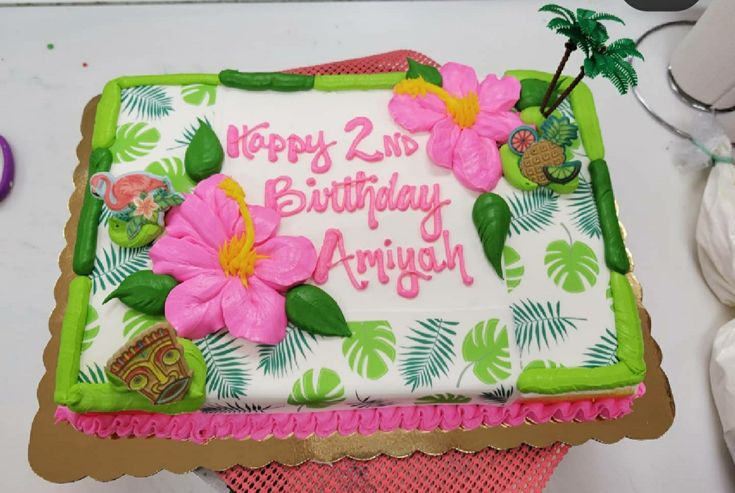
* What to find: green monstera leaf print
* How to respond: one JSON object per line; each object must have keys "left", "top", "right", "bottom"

{"left": 287, "top": 368, "right": 345, "bottom": 409}
{"left": 457, "top": 319, "right": 512, "bottom": 386}
{"left": 415, "top": 393, "right": 471, "bottom": 404}
{"left": 502, "top": 246, "right": 524, "bottom": 293}
{"left": 146, "top": 157, "right": 195, "bottom": 194}
{"left": 544, "top": 225, "right": 599, "bottom": 293}
{"left": 122, "top": 308, "right": 165, "bottom": 339}
{"left": 342, "top": 321, "right": 397, "bottom": 380}
{"left": 181, "top": 84, "right": 217, "bottom": 106}
{"left": 110, "top": 122, "right": 160, "bottom": 164}
{"left": 80, "top": 305, "right": 100, "bottom": 353}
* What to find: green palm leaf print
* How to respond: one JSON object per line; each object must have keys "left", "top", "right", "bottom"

{"left": 78, "top": 363, "right": 107, "bottom": 384}
{"left": 80, "top": 305, "right": 100, "bottom": 353}
{"left": 569, "top": 175, "right": 601, "bottom": 239}
{"left": 544, "top": 225, "right": 599, "bottom": 293}
{"left": 201, "top": 402, "right": 272, "bottom": 414}
{"left": 399, "top": 319, "right": 458, "bottom": 391}
{"left": 507, "top": 188, "right": 559, "bottom": 236}
{"left": 90, "top": 245, "right": 150, "bottom": 294}
{"left": 415, "top": 393, "right": 471, "bottom": 404}
{"left": 195, "top": 330, "right": 250, "bottom": 400}
{"left": 120, "top": 85, "right": 173, "bottom": 120}
{"left": 287, "top": 368, "right": 345, "bottom": 409}
{"left": 582, "top": 328, "right": 619, "bottom": 368}
{"left": 181, "top": 84, "right": 217, "bottom": 106}
{"left": 502, "top": 246, "right": 524, "bottom": 293}
{"left": 257, "top": 324, "right": 317, "bottom": 378}
{"left": 457, "top": 319, "right": 512, "bottom": 386}
{"left": 122, "top": 308, "right": 165, "bottom": 339}
{"left": 480, "top": 385, "right": 514, "bottom": 404}
{"left": 146, "top": 157, "right": 195, "bottom": 194}
{"left": 342, "top": 321, "right": 397, "bottom": 380}
{"left": 110, "top": 122, "right": 160, "bottom": 164}
{"left": 511, "top": 299, "right": 585, "bottom": 352}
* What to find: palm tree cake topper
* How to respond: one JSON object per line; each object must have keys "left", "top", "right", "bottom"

{"left": 539, "top": 4, "right": 643, "bottom": 117}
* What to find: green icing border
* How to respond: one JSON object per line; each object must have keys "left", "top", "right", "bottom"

{"left": 517, "top": 272, "right": 645, "bottom": 394}
{"left": 54, "top": 275, "right": 206, "bottom": 414}
{"left": 589, "top": 159, "right": 631, "bottom": 274}
{"left": 68, "top": 70, "right": 643, "bottom": 409}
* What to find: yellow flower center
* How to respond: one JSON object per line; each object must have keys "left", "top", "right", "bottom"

{"left": 393, "top": 77, "right": 480, "bottom": 129}
{"left": 217, "top": 178, "right": 268, "bottom": 287}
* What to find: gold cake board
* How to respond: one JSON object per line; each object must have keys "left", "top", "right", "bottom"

{"left": 28, "top": 97, "right": 675, "bottom": 483}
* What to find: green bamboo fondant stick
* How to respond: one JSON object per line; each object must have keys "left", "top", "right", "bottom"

{"left": 589, "top": 159, "right": 630, "bottom": 274}
{"left": 219, "top": 70, "right": 314, "bottom": 91}
{"left": 72, "top": 148, "right": 112, "bottom": 275}
{"left": 314, "top": 72, "right": 406, "bottom": 91}
{"left": 91, "top": 79, "right": 121, "bottom": 149}
{"left": 54, "top": 276, "right": 91, "bottom": 405}
{"left": 611, "top": 271, "right": 645, "bottom": 375}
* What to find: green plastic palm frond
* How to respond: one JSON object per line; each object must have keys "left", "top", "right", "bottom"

{"left": 195, "top": 330, "right": 250, "bottom": 400}
{"left": 547, "top": 17, "right": 572, "bottom": 32}
{"left": 511, "top": 299, "right": 585, "bottom": 352}
{"left": 399, "top": 318, "right": 458, "bottom": 391}
{"left": 257, "top": 324, "right": 317, "bottom": 378}
{"left": 586, "top": 11, "right": 625, "bottom": 24}
{"left": 539, "top": 3, "right": 576, "bottom": 23}
{"left": 606, "top": 38, "right": 644, "bottom": 60}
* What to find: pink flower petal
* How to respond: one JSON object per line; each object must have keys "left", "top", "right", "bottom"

{"left": 478, "top": 75, "right": 521, "bottom": 113}
{"left": 451, "top": 129, "right": 502, "bottom": 192}
{"left": 164, "top": 192, "right": 229, "bottom": 250}
{"left": 388, "top": 94, "right": 446, "bottom": 132}
{"left": 164, "top": 273, "right": 228, "bottom": 339}
{"left": 221, "top": 276, "right": 287, "bottom": 344}
{"left": 151, "top": 236, "right": 221, "bottom": 281}
{"left": 233, "top": 205, "right": 280, "bottom": 245}
{"left": 253, "top": 235, "right": 317, "bottom": 290}
{"left": 473, "top": 110, "right": 524, "bottom": 143}
{"left": 440, "top": 62, "right": 479, "bottom": 97}
{"left": 427, "top": 116, "right": 461, "bottom": 169}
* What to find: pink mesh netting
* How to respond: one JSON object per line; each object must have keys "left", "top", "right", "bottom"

{"left": 217, "top": 443, "right": 569, "bottom": 493}
{"left": 217, "top": 52, "right": 569, "bottom": 491}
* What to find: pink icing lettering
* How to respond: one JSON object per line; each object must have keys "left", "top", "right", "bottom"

{"left": 383, "top": 133, "right": 403, "bottom": 158}
{"left": 344, "top": 116, "right": 384, "bottom": 162}
{"left": 356, "top": 250, "right": 389, "bottom": 284}
{"left": 420, "top": 199, "right": 452, "bottom": 242}
{"left": 443, "top": 230, "right": 474, "bottom": 286}
{"left": 313, "top": 229, "right": 368, "bottom": 290}
{"left": 402, "top": 135, "right": 419, "bottom": 156}
{"left": 264, "top": 176, "right": 305, "bottom": 217}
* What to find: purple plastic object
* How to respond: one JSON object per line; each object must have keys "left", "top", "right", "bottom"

{"left": 0, "top": 135, "right": 14, "bottom": 201}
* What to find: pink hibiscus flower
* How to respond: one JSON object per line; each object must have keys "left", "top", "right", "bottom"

{"left": 150, "top": 174, "right": 317, "bottom": 345}
{"left": 389, "top": 62, "right": 522, "bottom": 192}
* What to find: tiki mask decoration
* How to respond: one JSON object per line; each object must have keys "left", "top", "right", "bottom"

{"left": 106, "top": 324, "right": 192, "bottom": 405}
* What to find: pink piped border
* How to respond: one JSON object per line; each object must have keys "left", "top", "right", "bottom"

{"left": 55, "top": 384, "right": 645, "bottom": 444}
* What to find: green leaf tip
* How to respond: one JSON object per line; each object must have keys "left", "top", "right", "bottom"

{"left": 406, "top": 58, "right": 442, "bottom": 87}
{"left": 103, "top": 269, "right": 178, "bottom": 316}
{"left": 285, "top": 284, "right": 352, "bottom": 338}
{"left": 184, "top": 119, "right": 224, "bottom": 182}
{"left": 472, "top": 193, "right": 511, "bottom": 279}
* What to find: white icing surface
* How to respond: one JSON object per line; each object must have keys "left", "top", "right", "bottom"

{"left": 78, "top": 82, "right": 617, "bottom": 412}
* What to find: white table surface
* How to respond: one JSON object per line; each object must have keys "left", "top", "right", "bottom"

{"left": 2, "top": 1, "right": 735, "bottom": 490}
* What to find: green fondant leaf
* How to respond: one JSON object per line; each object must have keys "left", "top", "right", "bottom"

{"left": 342, "top": 321, "right": 396, "bottom": 380}
{"left": 174, "top": 116, "right": 212, "bottom": 149}
{"left": 287, "top": 368, "right": 345, "bottom": 409}
{"left": 103, "top": 269, "right": 177, "bottom": 315}
{"left": 507, "top": 187, "right": 559, "bottom": 236}
{"left": 399, "top": 318, "right": 458, "bottom": 391}
{"left": 257, "top": 323, "right": 317, "bottom": 378}
{"left": 110, "top": 122, "right": 160, "bottom": 164}
{"left": 502, "top": 246, "right": 524, "bottom": 293}
{"left": 582, "top": 328, "right": 619, "bottom": 368}
{"left": 78, "top": 363, "right": 107, "bottom": 384}
{"left": 122, "top": 308, "right": 165, "bottom": 339}
{"left": 511, "top": 299, "right": 585, "bottom": 352}
{"left": 184, "top": 119, "right": 224, "bottom": 182}
{"left": 181, "top": 84, "right": 217, "bottom": 106}
{"left": 516, "top": 79, "right": 559, "bottom": 111}
{"left": 406, "top": 58, "right": 442, "bottom": 87}
{"left": 285, "top": 285, "right": 351, "bottom": 338}
{"left": 480, "top": 385, "right": 514, "bottom": 404}
{"left": 90, "top": 244, "right": 150, "bottom": 294}
{"left": 108, "top": 217, "right": 163, "bottom": 249}
{"left": 544, "top": 229, "right": 599, "bottom": 293}
{"left": 415, "top": 393, "right": 470, "bottom": 404}
{"left": 120, "top": 85, "right": 173, "bottom": 120}
{"left": 194, "top": 330, "right": 250, "bottom": 400}
{"left": 458, "top": 319, "right": 512, "bottom": 386}
{"left": 472, "top": 193, "right": 511, "bottom": 278}
{"left": 146, "top": 157, "right": 195, "bottom": 194}
{"left": 80, "top": 305, "right": 100, "bottom": 354}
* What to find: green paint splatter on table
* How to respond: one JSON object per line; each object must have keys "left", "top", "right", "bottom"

{"left": 47, "top": 43, "right": 55, "bottom": 50}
